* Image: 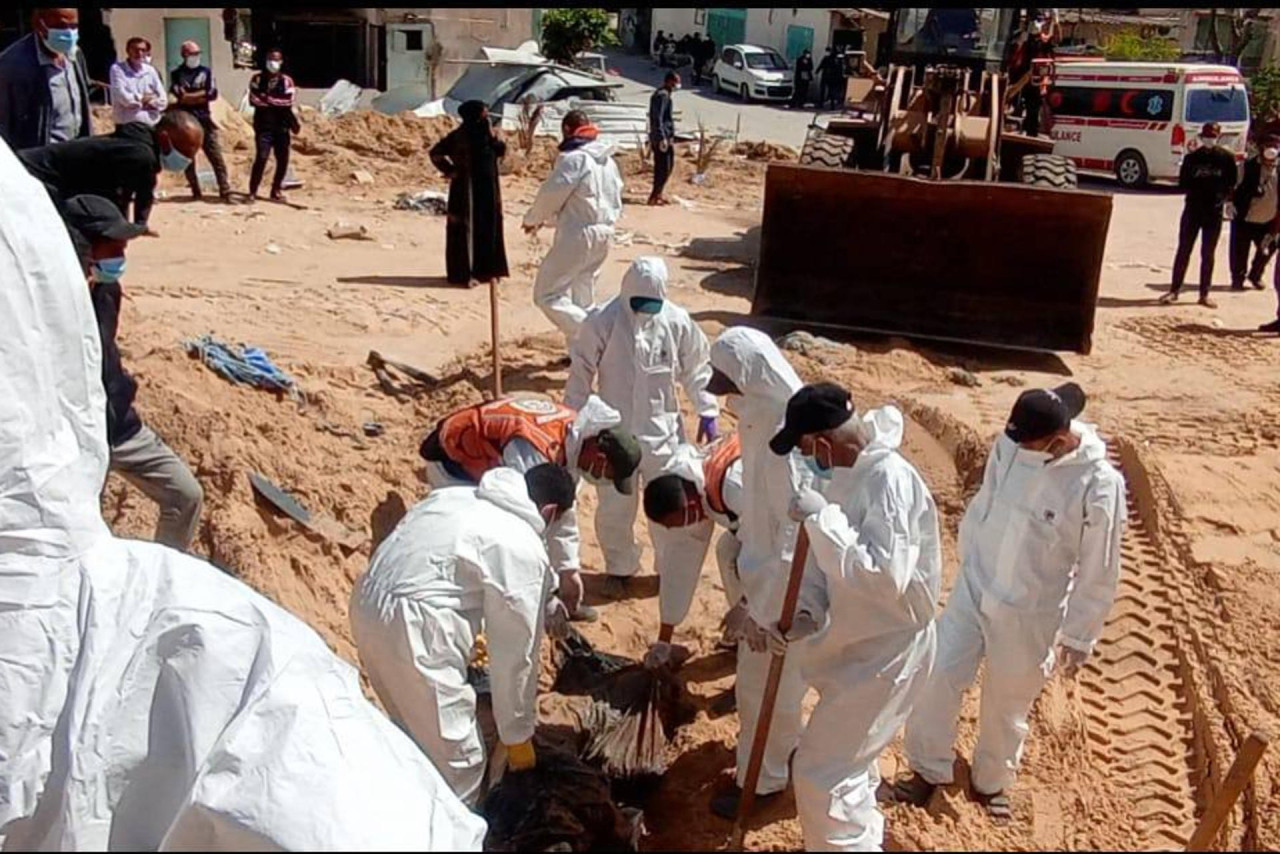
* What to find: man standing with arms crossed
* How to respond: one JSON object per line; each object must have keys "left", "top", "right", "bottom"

{"left": 170, "top": 39, "right": 233, "bottom": 202}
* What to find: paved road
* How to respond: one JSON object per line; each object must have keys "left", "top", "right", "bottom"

{"left": 602, "top": 48, "right": 840, "bottom": 150}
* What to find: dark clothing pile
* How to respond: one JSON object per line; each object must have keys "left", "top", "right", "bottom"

{"left": 18, "top": 120, "right": 159, "bottom": 225}
{"left": 428, "top": 105, "right": 510, "bottom": 285}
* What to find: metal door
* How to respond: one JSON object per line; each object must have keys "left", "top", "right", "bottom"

{"left": 386, "top": 23, "right": 433, "bottom": 92}
{"left": 706, "top": 8, "right": 746, "bottom": 49}
{"left": 785, "top": 24, "right": 814, "bottom": 61}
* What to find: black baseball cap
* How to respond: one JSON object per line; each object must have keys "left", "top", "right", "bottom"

{"left": 769, "top": 382, "right": 855, "bottom": 455}
{"left": 1200, "top": 121, "right": 1222, "bottom": 139}
{"left": 1004, "top": 382, "right": 1086, "bottom": 444}
{"left": 596, "top": 426, "right": 642, "bottom": 495}
{"left": 62, "top": 195, "right": 147, "bottom": 243}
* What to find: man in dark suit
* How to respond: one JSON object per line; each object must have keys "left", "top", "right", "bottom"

{"left": 0, "top": 7, "right": 92, "bottom": 150}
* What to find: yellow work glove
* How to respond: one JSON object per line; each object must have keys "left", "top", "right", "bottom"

{"left": 506, "top": 739, "right": 536, "bottom": 772}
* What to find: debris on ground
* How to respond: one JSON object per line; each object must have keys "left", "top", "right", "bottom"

{"left": 184, "top": 334, "right": 299, "bottom": 397}
{"left": 394, "top": 189, "right": 450, "bottom": 215}
{"left": 777, "top": 330, "right": 840, "bottom": 355}
{"left": 481, "top": 741, "right": 645, "bottom": 852}
{"left": 327, "top": 221, "right": 375, "bottom": 241}
{"left": 946, "top": 366, "right": 982, "bottom": 387}
{"left": 248, "top": 471, "right": 364, "bottom": 551}
{"left": 351, "top": 170, "right": 375, "bottom": 186}
{"left": 732, "top": 140, "right": 798, "bottom": 162}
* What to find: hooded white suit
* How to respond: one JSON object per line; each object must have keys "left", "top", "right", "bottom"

{"left": 708, "top": 327, "right": 812, "bottom": 796}
{"left": 565, "top": 256, "right": 718, "bottom": 578}
{"left": 523, "top": 137, "right": 624, "bottom": 340}
{"left": 904, "top": 426, "right": 1125, "bottom": 797}
{"left": 0, "top": 138, "right": 485, "bottom": 851}
{"left": 792, "top": 406, "right": 941, "bottom": 851}
{"left": 350, "top": 468, "right": 553, "bottom": 807}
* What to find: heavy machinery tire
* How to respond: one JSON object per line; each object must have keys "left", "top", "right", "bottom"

{"left": 1021, "top": 153, "right": 1078, "bottom": 189}
{"left": 799, "top": 130, "right": 855, "bottom": 170}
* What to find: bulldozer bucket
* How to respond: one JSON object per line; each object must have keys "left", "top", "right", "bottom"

{"left": 751, "top": 165, "right": 1113, "bottom": 354}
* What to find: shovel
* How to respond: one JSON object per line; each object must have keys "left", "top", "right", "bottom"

{"left": 249, "top": 471, "right": 364, "bottom": 551}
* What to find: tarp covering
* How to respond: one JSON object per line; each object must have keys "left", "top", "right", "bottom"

{"left": 0, "top": 136, "right": 486, "bottom": 852}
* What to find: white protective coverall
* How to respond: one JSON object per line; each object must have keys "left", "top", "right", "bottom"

{"left": 707, "top": 326, "right": 812, "bottom": 795}
{"left": 792, "top": 406, "right": 941, "bottom": 852}
{"left": 565, "top": 256, "right": 718, "bottom": 578}
{"left": 0, "top": 138, "right": 486, "bottom": 852}
{"left": 424, "top": 394, "right": 622, "bottom": 582}
{"left": 523, "top": 138, "right": 624, "bottom": 339}
{"left": 349, "top": 468, "right": 553, "bottom": 807}
{"left": 652, "top": 441, "right": 746, "bottom": 625}
{"left": 903, "top": 426, "right": 1125, "bottom": 796}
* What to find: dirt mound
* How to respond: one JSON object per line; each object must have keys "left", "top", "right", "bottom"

{"left": 731, "top": 140, "right": 798, "bottom": 162}
{"left": 291, "top": 110, "right": 457, "bottom": 188}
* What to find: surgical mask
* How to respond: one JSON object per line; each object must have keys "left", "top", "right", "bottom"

{"left": 185, "top": 55, "right": 201, "bottom": 69}
{"left": 804, "top": 454, "right": 833, "bottom": 481}
{"left": 267, "top": 59, "right": 283, "bottom": 73}
{"left": 629, "top": 296, "right": 663, "bottom": 314}
{"left": 42, "top": 27, "right": 78, "bottom": 55}
{"left": 91, "top": 257, "right": 126, "bottom": 284}
{"left": 160, "top": 146, "right": 192, "bottom": 173}
{"left": 1264, "top": 148, "right": 1279, "bottom": 162}
{"left": 142, "top": 54, "right": 153, "bottom": 65}
{"left": 1201, "top": 136, "right": 1219, "bottom": 147}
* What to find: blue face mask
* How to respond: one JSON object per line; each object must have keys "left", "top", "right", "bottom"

{"left": 629, "top": 296, "right": 664, "bottom": 314}
{"left": 92, "top": 257, "right": 126, "bottom": 283}
{"left": 42, "top": 27, "right": 79, "bottom": 55}
{"left": 803, "top": 454, "right": 832, "bottom": 481}
{"left": 160, "top": 145, "right": 192, "bottom": 173}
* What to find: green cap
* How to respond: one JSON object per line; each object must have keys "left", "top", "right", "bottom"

{"left": 596, "top": 426, "right": 642, "bottom": 495}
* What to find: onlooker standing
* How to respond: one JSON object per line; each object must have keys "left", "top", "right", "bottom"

{"left": 109, "top": 37, "right": 168, "bottom": 127}
{"left": 791, "top": 49, "right": 814, "bottom": 109}
{"left": 817, "top": 46, "right": 844, "bottom": 110}
{"left": 1230, "top": 139, "right": 1279, "bottom": 291}
{"left": 648, "top": 71, "right": 678, "bottom": 207}
{"left": 0, "top": 7, "right": 92, "bottom": 149}
{"left": 170, "top": 39, "right": 232, "bottom": 202}
{"left": 1160, "top": 122, "right": 1238, "bottom": 309}
{"left": 428, "top": 100, "right": 509, "bottom": 287}
{"left": 60, "top": 194, "right": 205, "bottom": 551}
{"left": 247, "top": 48, "right": 298, "bottom": 203}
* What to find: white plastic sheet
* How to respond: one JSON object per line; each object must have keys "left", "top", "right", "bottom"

{"left": 0, "top": 138, "right": 485, "bottom": 852}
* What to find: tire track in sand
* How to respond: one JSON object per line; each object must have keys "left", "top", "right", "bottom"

{"left": 1075, "top": 442, "right": 1200, "bottom": 850}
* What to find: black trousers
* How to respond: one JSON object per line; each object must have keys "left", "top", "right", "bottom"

{"left": 184, "top": 115, "right": 230, "bottom": 196}
{"left": 651, "top": 142, "right": 675, "bottom": 199}
{"left": 791, "top": 78, "right": 811, "bottom": 108}
{"left": 1229, "top": 219, "right": 1273, "bottom": 286}
{"left": 249, "top": 128, "right": 291, "bottom": 197}
{"left": 1171, "top": 205, "right": 1224, "bottom": 299}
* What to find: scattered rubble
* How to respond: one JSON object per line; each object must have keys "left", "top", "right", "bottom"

{"left": 946, "top": 366, "right": 982, "bottom": 387}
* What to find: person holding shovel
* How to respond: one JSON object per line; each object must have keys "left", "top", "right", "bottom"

{"left": 756, "top": 383, "right": 942, "bottom": 851}
{"left": 430, "top": 99, "right": 510, "bottom": 287}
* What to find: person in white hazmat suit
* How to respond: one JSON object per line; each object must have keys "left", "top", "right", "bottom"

{"left": 640, "top": 434, "right": 748, "bottom": 667}
{"left": 523, "top": 109, "right": 624, "bottom": 342}
{"left": 703, "top": 326, "right": 814, "bottom": 819}
{"left": 564, "top": 255, "right": 719, "bottom": 596}
{"left": 896, "top": 382, "right": 1125, "bottom": 820}
{"left": 0, "top": 136, "right": 486, "bottom": 851}
{"left": 418, "top": 393, "right": 643, "bottom": 625}
{"left": 350, "top": 463, "right": 577, "bottom": 808}
{"left": 755, "top": 383, "right": 941, "bottom": 852}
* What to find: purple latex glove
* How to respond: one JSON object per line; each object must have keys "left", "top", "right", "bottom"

{"left": 697, "top": 415, "right": 718, "bottom": 444}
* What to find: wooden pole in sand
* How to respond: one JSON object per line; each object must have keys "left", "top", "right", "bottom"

{"left": 1185, "top": 731, "right": 1269, "bottom": 851}
{"left": 731, "top": 526, "right": 811, "bottom": 850}
{"left": 489, "top": 279, "right": 502, "bottom": 398}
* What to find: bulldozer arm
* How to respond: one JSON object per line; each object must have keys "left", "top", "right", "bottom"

{"left": 751, "top": 164, "right": 1112, "bottom": 354}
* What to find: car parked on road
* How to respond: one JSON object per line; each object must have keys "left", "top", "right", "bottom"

{"left": 711, "top": 44, "right": 794, "bottom": 103}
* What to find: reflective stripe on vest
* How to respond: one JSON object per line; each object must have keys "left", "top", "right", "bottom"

{"left": 703, "top": 432, "right": 742, "bottom": 517}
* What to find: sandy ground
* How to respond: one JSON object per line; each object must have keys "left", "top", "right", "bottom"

{"left": 99, "top": 108, "right": 1279, "bottom": 851}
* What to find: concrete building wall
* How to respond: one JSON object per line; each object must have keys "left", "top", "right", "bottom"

{"left": 650, "top": 8, "right": 702, "bottom": 52}
{"left": 650, "top": 8, "right": 885, "bottom": 64}
{"left": 378, "top": 8, "right": 535, "bottom": 94}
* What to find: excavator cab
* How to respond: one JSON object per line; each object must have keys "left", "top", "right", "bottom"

{"left": 756, "top": 7, "right": 1114, "bottom": 355}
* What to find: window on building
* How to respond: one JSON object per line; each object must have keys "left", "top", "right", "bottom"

{"left": 404, "top": 29, "right": 423, "bottom": 51}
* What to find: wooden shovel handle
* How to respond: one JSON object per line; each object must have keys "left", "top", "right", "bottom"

{"left": 1185, "top": 731, "right": 1269, "bottom": 851}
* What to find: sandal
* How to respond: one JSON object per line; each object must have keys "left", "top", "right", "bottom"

{"left": 975, "top": 789, "right": 1012, "bottom": 821}
{"left": 891, "top": 772, "right": 937, "bottom": 807}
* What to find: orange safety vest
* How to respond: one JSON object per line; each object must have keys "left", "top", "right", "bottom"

{"left": 436, "top": 397, "right": 576, "bottom": 482}
{"left": 703, "top": 433, "right": 742, "bottom": 518}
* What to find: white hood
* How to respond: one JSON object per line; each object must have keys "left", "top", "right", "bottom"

{"left": 857, "top": 405, "right": 905, "bottom": 458}
{"left": 661, "top": 442, "right": 708, "bottom": 493}
{"left": 575, "top": 138, "right": 617, "bottom": 164}
{"left": 477, "top": 467, "right": 546, "bottom": 535}
{"left": 620, "top": 255, "right": 669, "bottom": 302}
{"left": 0, "top": 140, "right": 109, "bottom": 560}
{"left": 710, "top": 327, "right": 801, "bottom": 411}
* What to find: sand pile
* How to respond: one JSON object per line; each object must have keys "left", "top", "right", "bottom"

{"left": 731, "top": 140, "right": 798, "bottom": 162}
{"left": 291, "top": 110, "right": 457, "bottom": 187}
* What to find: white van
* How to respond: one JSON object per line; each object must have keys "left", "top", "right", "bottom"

{"left": 1044, "top": 61, "right": 1250, "bottom": 188}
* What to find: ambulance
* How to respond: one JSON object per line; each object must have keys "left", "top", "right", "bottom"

{"left": 1044, "top": 61, "right": 1250, "bottom": 188}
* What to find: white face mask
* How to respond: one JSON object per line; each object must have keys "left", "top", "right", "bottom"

{"left": 184, "top": 55, "right": 200, "bottom": 69}
{"left": 142, "top": 54, "right": 152, "bottom": 65}
{"left": 1264, "top": 148, "right": 1278, "bottom": 162}
{"left": 266, "top": 59, "right": 282, "bottom": 73}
